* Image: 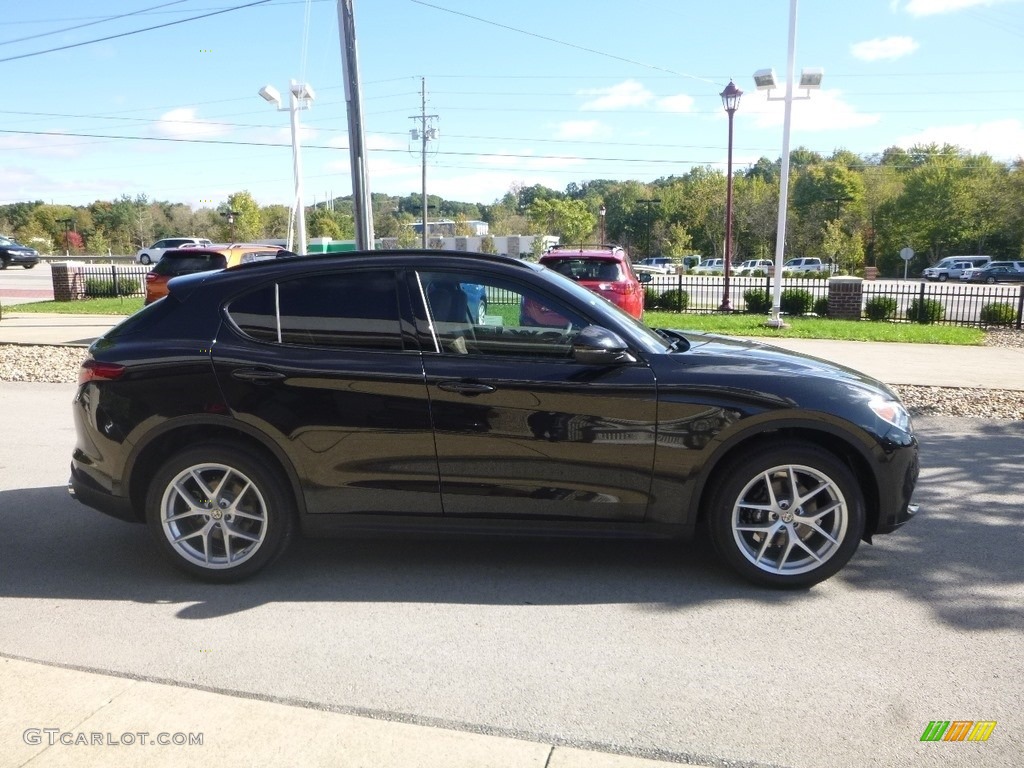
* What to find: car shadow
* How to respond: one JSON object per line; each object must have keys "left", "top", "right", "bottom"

{"left": 839, "top": 416, "right": 1024, "bottom": 630}
{"left": 0, "top": 484, "right": 803, "bottom": 618}
{"left": 1, "top": 416, "right": 1019, "bottom": 624}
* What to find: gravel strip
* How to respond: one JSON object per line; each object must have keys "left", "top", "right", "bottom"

{"left": 2, "top": 336, "right": 1022, "bottom": 419}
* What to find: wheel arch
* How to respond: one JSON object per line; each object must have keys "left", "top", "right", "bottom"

{"left": 693, "top": 422, "right": 881, "bottom": 539}
{"left": 125, "top": 416, "right": 305, "bottom": 522}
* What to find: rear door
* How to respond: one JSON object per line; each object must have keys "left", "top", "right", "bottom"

{"left": 213, "top": 267, "right": 441, "bottom": 517}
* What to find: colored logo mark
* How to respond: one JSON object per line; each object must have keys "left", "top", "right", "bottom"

{"left": 920, "top": 721, "right": 996, "bottom": 742}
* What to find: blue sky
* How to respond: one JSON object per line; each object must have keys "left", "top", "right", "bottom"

{"left": 2, "top": 0, "right": 1023, "bottom": 209}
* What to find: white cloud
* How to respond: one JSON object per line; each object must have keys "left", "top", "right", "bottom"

{"left": 896, "top": 119, "right": 1024, "bottom": 158}
{"left": 903, "top": 0, "right": 1019, "bottom": 15}
{"left": 744, "top": 88, "right": 881, "bottom": 132}
{"left": 554, "top": 120, "right": 608, "bottom": 139}
{"left": 851, "top": 36, "right": 919, "bottom": 61}
{"left": 152, "top": 108, "right": 230, "bottom": 139}
{"left": 579, "top": 80, "right": 652, "bottom": 111}
{"left": 656, "top": 94, "right": 695, "bottom": 113}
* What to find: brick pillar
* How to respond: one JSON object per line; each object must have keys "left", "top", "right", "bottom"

{"left": 828, "top": 276, "right": 863, "bottom": 320}
{"left": 51, "top": 263, "right": 85, "bottom": 301}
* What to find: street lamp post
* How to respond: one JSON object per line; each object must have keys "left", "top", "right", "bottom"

{"left": 220, "top": 210, "right": 239, "bottom": 241}
{"left": 599, "top": 204, "right": 606, "bottom": 245}
{"left": 753, "top": 0, "right": 823, "bottom": 327}
{"left": 719, "top": 80, "right": 742, "bottom": 312}
{"left": 259, "top": 81, "right": 315, "bottom": 254}
{"left": 638, "top": 198, "right": 661, "bottom": 259}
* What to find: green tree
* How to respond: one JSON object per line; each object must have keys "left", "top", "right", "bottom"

{"left": 307, "top": 207, "right": 343, "bottom": 239}
{"left": 526, "top": 198, "right": 595, "bottom": 246}
{"left": 219, "top": 191, "right": 262, "bottom": 242}
{"left": 261, "top": 205, "right": 292, "bottom": 239}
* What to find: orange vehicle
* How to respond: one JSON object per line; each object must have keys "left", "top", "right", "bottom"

{"left": 144, "top": 244, "right": 283, "bottom": 304}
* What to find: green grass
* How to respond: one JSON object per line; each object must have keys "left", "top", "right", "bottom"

{"left": 643, "top": 311, "right": 986, "bottom": 345}
{"left": 4, "top": 297, "right": 144, "bottom": 315}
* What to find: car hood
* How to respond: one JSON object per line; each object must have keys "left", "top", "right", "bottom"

{"left": 651, "top": 330, "right": 900, "bottom": 412}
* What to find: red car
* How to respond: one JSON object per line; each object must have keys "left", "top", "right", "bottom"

{"left": 535, "top": 246, "right": 647, "bottom": 319}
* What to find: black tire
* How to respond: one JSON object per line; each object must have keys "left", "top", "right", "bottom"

{"left": 140, "top": 254, "right": 151, "bottom": 265}
{"left": 938, "top": 274, "right": 948, "bottom": 282}
{"left": 24, "top": 264, "right": 35, "bottom": 269}
{"left": 145, "top": 443, "right": 295, "bottom": 582}
{"left": 0, "top": 258, "right": 7, "bottom": 270}
{"left": 706, "top": 442, "right": 865, "bottom": 589}
{"left": 477, "top": 299, "right": 487, "bottom": 325}
{"left": 986, "top": 277, "right": 996, "bottom": 284}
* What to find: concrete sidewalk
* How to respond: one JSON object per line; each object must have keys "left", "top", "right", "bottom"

{"left": 1, "top": 656, "right": 683, "bottom": 768}
{"left": 0, "top": 311, "right": 1022, "bottom": 390}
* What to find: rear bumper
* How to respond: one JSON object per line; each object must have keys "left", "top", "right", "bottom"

{"left": 68, "top": 463, "right": 138, "bottom": 523}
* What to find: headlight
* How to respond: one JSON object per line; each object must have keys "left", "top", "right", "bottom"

{"left": 869, "top": 397, "right": 911, "bottom": 432}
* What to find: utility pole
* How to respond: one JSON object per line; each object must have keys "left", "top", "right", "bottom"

{"left": 337, "top": 0, "right": 374, "bottom": 249}
{"left": 410, "top": 77, "right": 438, "bottom": 249}
{"left": 638, "top": 198, "right": 661, "bottom": 259}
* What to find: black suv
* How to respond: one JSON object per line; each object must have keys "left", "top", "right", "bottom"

{"left": 70, "top": 250, "right": 919, "bottom": 587}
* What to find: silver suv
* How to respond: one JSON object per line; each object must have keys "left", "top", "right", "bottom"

{"left": 135, "top": 237, "right": 213, "bottom": 265}
{"left": 923, "top": 255, "right": 991, "bottom": 281}
{"left": 783, "top": 257, "right": 828, "bottom": 274}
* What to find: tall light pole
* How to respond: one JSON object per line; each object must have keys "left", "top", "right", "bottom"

{"left": 638, "top": 198, "right": 661, "bottom": 259}
{"left": 719, "top": 80, "right": 742, "bottom": 312}
{"left": 259, "top": 81, "right": 315, "bottom": 254}
{"left": 599, "top": 204, "right": 606, "bottom": 245}
{"left": 753, "top": 0, "right": 823, "bottom": 326}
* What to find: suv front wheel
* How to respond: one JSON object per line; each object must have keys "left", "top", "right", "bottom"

{"left": 706, "top": 442, "right": 865, "bottom": 588}
{"left": 145, "top": 444, "right": 295, "bottom": 582}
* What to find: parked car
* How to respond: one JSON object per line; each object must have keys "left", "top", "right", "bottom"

{"left": 923, "top": 255, "right": 991, "bottom": 281}
{"left": 783, "top": 257, "right": 828, "bottom": 274}
{"left": 636, "top": 257, "right": 677, "bottom": 274}
{"left": 144, "top": 244, "right": 281, "bottom": 304}
{"left": 967, "top": 265, "right": 1024, "bottom": 284}
{"left": 534, "top": 246, "right": 647, "bottom": 319}
{"left": 70, "top": 250, "right": 919, "bottom": 588}
{"left": 960, "top": 261, "right": 1024, "bottom": 281}
{"left": 0, "top": 235, "right": 40, "bottom": 269}
{"left": 735, "top": 259, "right": 774, "bottom": 275}
{"left": 691, "top": 258, "right": 727, "bottom": 274}
{"left": 135, "top": 237, "right": 213, "bottom": 265}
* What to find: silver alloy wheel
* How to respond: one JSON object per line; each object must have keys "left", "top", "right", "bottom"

{"left": 731, "top": 463, "right": 849, "bottom": 576}
{"left": 159, "top": 463, "right": 269, "bottom": 570}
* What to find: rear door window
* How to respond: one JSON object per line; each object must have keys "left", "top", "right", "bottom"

{"left": 227, "top": 270, "right": 404, "bottom": 351}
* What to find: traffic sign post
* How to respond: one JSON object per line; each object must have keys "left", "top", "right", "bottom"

{"left": 900, "top": 247, "right": 914, "bottom": 280}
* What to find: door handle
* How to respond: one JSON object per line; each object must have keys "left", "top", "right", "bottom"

{"left": 437, "top": 380, "right": 496, "bottom": 395}
{"left": 231, "top": 367, "right": 286, "bottom": 384}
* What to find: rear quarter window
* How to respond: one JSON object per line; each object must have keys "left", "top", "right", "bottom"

{"left": 154, "top": 254, "right": 227, "bottom": 275}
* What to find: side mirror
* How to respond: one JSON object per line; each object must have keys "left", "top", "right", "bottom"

{"left": 637, "top": 271, "right": 652, "bottom": 284}
{"left": 572, "top": 325, "right": 636, "bottom": 366}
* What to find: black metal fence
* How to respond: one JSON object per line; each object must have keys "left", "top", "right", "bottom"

{"left": 642, "top": 274, "right": 1024, "bottom": 329}
{"left": 77, "top": 265, "right": 149, "bottom": 299}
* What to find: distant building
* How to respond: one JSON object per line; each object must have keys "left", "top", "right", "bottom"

{"left": 408, "top": 220, "right": 489, "bottom": 237}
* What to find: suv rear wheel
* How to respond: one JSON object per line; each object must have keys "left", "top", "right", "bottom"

{"left": 145, "top": 444, "right": 295, "bottom": 582}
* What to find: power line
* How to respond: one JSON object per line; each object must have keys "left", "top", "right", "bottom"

{"left": 0, "top": 1, "right": 189, "bottom": 47}
{"left": 408, "top": 0, "right": 720, "bottom": 88}
{"left": 0, "top": 0, "right": 272, "bottom": 64}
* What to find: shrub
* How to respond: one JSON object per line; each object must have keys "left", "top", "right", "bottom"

{"left": 813, "top": 297, "right": 829, "bottom": 317}
{"left": 980, "top": 302, "right": 1016, "bottom": 326}
{"left": 780, "top": 288, "right": 813, "bottom": 316}
{"left": 84, "top": 278, "right": 137, "bottom": 297}
{"left": 651, "top": 288, "right": 689, "bottom": 311}
{"left": 743, "top": 288, "right": 771, "bottom": 314}
{"left": 907, "top": 298, "right": 945, "bottom": 324}
{"left": 864, "top": 296, "right": 898, "bottom": 321}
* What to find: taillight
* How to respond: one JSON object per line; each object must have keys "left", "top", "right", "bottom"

{"left": 79, "top": 358, "right": 126, "bottom": 385}
{"left": 145, "top": 273, "right": 156, "bottom": 283}
{"left": 600, "top": 282, "right": 630, "bottom": 294}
